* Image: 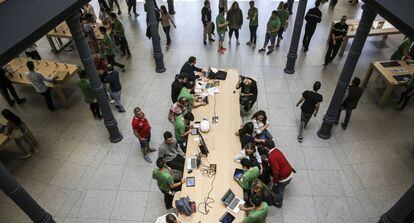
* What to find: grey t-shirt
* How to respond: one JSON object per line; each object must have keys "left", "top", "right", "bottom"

{"left": 158, "top": 141, "right": 185, "bottom": 162}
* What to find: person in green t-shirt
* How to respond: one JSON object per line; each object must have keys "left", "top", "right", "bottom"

{"left": 177, "top": 82, "right": 207, "bottom": 111}
{"left": 153, "top": 158, "right": 186, "bottom": 209}
{"left": 258, "top": 10, "right": 280, "bottom": 55}
{"left": 235, "top": 158, "right": 260, "bottom": 191}
{"left": 98, "top": 26, "right": 126, "bottom": 72}
{"left": 174, "top": 112, "right": 194, "bottom": 152}
{"left": 239, "top": 194, "right": 269, "bottom": 223}
{"left": 246, "top": 1, "right": 258, "bottom": 48}
{"left": 391, "top": 37, "right": 413, "bottom": 60}
{"left": 109, "top": 13, "right": 131, "bottom": 58}
{"left": 216, "top": 7, "right": 229, "bottom": 54}
{"left": 276, "top": 2, "right": 289, "bottom": 47}
{"left": 77, "top": 70, "right": 101, "bottom": 120}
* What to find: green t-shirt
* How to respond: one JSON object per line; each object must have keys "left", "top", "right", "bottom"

{"left": 102, "top": 33, "right": 116, "bottom": 55}
{"left": 248, "top": 8, "right": 258, "bottom": 27}
{"left": 237, "top": 166, "right": 259, "bottom": 190}
{"left": 78, "top": 79, "right": 95, "bottom": 103}
{"left": 152, "top": 168, "right": 174, "bottom": 193}
{"left": 216, "top": 14, "right": 227, "bottom": 34}
{"left": 174, "top": 115, "right": 186, "bottom": 142}
{"left": 243, "top": 202, "right": 269, "bottom": 223}
{"left": 112, "top": 19, "right": 125, "bottom": 37}
{"left": 276, "top": 9, "right": 289, "bottom": 28}
{"left": 392, "top": 38, "right": 413, "bottom": 60}
{"left": 267, "top": 16, "right": 280, "bottom": 35}
{"left": 178, "top": 87, "right": 194, "bottom": 104}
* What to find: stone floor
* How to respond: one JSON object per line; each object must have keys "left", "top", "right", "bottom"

{"left": 1, "top": 0, "right": 413, "bottom": 222}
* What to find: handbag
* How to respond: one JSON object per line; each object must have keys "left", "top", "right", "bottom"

{"left": 175, "top": 196, "right": 192, "bottom": 216}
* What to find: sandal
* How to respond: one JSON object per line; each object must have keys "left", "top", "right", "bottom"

{"left": 144, "top": 155, "right": 152, "bottom": 163}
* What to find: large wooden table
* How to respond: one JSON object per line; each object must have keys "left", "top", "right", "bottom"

{"left": 328, "top": 19, "right": 401, "bottom": 57}
{"left": 3, "top": 57, "right": 80, "bottom": 107}
{"left": 362, "top": 60, "right": 414, "bottom": 106}
{"left": 177, "top": 69, "right": 245, "bottom": 222}
{"left": 0, "top": 118, "right": 8, "bottom": 146}
{"left": 46, "top": 22, "right": 104, "bottom": 53}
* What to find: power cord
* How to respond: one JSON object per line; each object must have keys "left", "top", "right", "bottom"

{"left": 212, "top": 87, "right": 219, "bottom": 124}
{"left": 197, "top": 158, "right": 217, "bottom": 215}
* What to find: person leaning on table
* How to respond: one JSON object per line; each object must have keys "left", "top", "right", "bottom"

{"left": 25, "top": 61, "right": 57, "bottom": 111}
{"left": 153, "top": 157, "right": 186, "bottom": 210}
{"left": 0, "top": 68, "right": 26, "bottom": 106}
{"left": 391, "top": 37, "right": 413, "bottom": 60}
{"left": 238, "top": 193, "right": 269, "bottom": 223}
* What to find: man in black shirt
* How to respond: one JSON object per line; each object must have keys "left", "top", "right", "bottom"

{"left": 296, "top": 81, "right": 323, "bottom": 142}
{"left": 303, "top": 1, "right": 322, "bottom": 52}
{"left": 0, "top": 68, "right": 26, "bottom": 106}
{"left": 171, "top": 73, "right": 188, "bottom": 103}
{"left": 201, "top": 1, "right": 215, "bottom": 45}
{"left": 104, "top": 65, "right": 125, "bottom": 113}
{"left": 324, "top": 15, "right": 348, "bottom": 65}
{"left": 236, "top": 76, "right": 258, "bottom": 112}
{"left": 336, "top": 77, "right": 363, "bottom": 129}
{"left": 179, "top": 56, "right": 206, "bottom": 81}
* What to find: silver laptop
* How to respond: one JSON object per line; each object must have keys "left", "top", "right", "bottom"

{"left": 221, "top": 189, "right": 245, "bottom": 213}
{"left": 186, "top": 154, "right": 200, "bottom": 170}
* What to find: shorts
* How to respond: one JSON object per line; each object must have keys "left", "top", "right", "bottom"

{"left": 277, "top": 27, "right": 285, "bottom": 38}
{"left": 139, "top": 133, "right": 151, "bottom": 149}
{"left": 218, "top": 33, "right": 225, "bottom": 42}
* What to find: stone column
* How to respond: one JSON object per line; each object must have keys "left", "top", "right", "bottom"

{"left": 145, "top": 0, "right": 166, "bottom": 73}
{"left": 66, "top": 12, "right": 123, "bottom": 143}
{"left": 284, "top": 0, "right": 307, "bottom": 74}
{"left": 317, "top": 4, "right": 377, "bottom": 139}
{"left": 167, "top": 0, "right": 175, "bottom": 15}
{"left": 0, "top": 163, "right": 55, "bottom": 223}
{"left": 379, "top": 184, "right": 414, "bottom": 223}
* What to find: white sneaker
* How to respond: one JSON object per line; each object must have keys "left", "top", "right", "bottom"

{"left": 110, "top": 100, "right": 115, "bottom": 104}
{"left": 237, "top": 40, "right": 240, "bottom": 45}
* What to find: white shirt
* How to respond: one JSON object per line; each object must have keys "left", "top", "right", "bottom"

{"left": 155, "top": 213, "right": 179, "bottom": 223}
{"left": 25, "top": 71, "right": 52, "bottom": 93}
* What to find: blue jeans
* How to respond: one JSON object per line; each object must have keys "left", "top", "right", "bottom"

{"left": 272, "top": 179, "right": 291, "bottom": 207}
{"left": 256, "top": 129, "right": 273, "bottom": 141}
{"left": 109, "top": 90, "right": 125, "bottom": 112}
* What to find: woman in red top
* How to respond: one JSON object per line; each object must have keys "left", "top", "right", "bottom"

{"left": 132, "top": 107, "right": 156, "bottom": 163}
{"left": 268, "top": 147, "right": 295, "bottom": 208}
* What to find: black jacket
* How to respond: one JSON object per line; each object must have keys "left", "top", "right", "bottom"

{"left": 171, "top": 77, "right": 184, "bottom": 103}
{"left": 180, "top": 62, "right": 202, "bottom": 81}
{"left": 305, "top": 7, "right": 322, "bottom": 28}
{"left": 201, "top": 7, "right": 212, "bottom": 26}
{"left": 0, "top": 68, "right": 12, "bottom": 87}
{"left": 343, "top": 86, "right": 363, "bottom": 110}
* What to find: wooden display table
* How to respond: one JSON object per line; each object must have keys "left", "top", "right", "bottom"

{"left": 3, "top": 57, "right": 80, "bottom": 107}
{"left": 177, "top": 69, "right": 245, "bottom": 222}
{"left": 46, "top": 22, "right": 104, "bottom": 53}
{"left": 362, "top": 60, "right": 414, "bottom": 106}
{"left": 328, "top": 19, "right": 401, "bottom": 57}
{"left": 0, "top": 118, "right": 8, "bottom": 146}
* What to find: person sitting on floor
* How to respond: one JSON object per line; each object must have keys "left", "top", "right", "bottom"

{"left": 158, "top": 131, "right": 186, "bottom": 172}
{"left": 236, "top": 75, "right": 258, "bottom": 112}
{"left": 234, "top": 158, "right": 260, "bottom": 191}
{"left": 251, "top": 110, "right": 274, "bottom": 142}
{"left": 155, "top": 213, "right": 181, "bottom": 223}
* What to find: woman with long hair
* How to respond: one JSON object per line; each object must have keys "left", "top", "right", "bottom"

{"left": 160, "top": 5, "right": 177, "bottom": 50}
{"left": 251, "top": 110, "right": 273, "bottom": 141}
{"left": 1, "top": 109, "right": 37, "bottom": 159}
{"left": 226, "top": 1, "right": 243, "bottom": 45}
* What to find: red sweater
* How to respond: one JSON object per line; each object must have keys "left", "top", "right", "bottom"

{"left": 268, "top": 148, "right": 293, "bottom": 183}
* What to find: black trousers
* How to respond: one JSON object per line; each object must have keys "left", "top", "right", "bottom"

{"left": 337, "top": 107, "right": 353, "bottom": 127}
{"left": 162, "top": 184, "right": 181, "bottom": 209}
{"left": 229, "top": 28, "right": 239, "bottom": 40}
{"left": 109, "top": 0, "right": 121, "bottom": 12}
{"left": 240, "top": 95, "right": 257, "bottom": 112}
{"left": 117, "top": 36, "right": 131, "bottom": 55}
{"left": 1, "top": 83, "right": 21, "bottom": 105}
{"left": 324, "top": 40, "right": 342, "bottom": 64}
{"left": 330, "top": 0, "right": 338, "bottom": 8}
{"left": 162, "top": 25, "right": 171, "bottom": 46}
{"left": 127, "top": 2, "right": 137, "bottom": 14}
{"left": 106, "top": 54, "right": 125, "bottom": 69}
{"left": 287, "top": 0, "right": 294, "bottom": 13}
{"left": 397, "top": 89, "right": 413, "bottom": 110}
{"left": 40, "top": 88, "right": 55, "bottom": 111}
{"left": 303, "top": 24, "right": 316, "bottom": 50}
{"left": 166, "top": 155, "right": 185, "bottom": 172}
{"left": 249, "top": 26, "right": 258, "bottom": 44}
{"left": 89, "top": 102, "right": 102, "bottom": 119}
{"left": 25, "top": 51, "right": 41, "bottom": 60}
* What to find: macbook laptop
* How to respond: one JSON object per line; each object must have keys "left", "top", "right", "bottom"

{"left": 186, "top": 154, "right": 201, "bottom": 170}
{"left": 221, "top": 189, "right": 245, "bottom": 213}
